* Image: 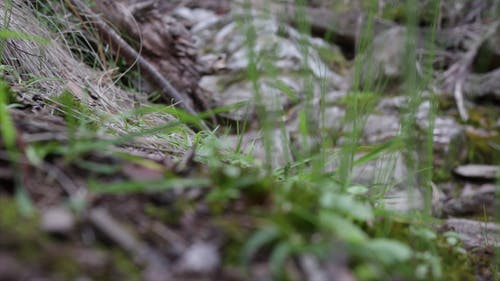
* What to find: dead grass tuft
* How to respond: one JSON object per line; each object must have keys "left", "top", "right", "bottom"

{"left": 0, "top": 0, "right": 191, "bottom": 155}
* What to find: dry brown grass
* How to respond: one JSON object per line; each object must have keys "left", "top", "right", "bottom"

{"left": 0, "top": 0, "right": 192, "bottom": 156}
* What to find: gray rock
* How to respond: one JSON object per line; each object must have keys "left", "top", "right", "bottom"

{"left": 362, "top": 114, "right": 400, "bottom": 144}
{"left": 324, "top": 150, "right": 409, "bottom": 190}
{"left": 40, "top": 206, "right": 75, "bottom": 234}
{"left": 382, "top": 188, "right": 425, "bottom": 212}
{"left": 0, "top": 254, "right": 34, "bottom": 280}
{"left": 201, "top": 75, "right": 299, "bottom": 121}
{"left": 431, "top": 117, "right": 465, "bottom": 150}
{"left": 442, "top": 218, "right": 500, "bottom": 249}
{"left": 221, "top": 129, "right": 293, "bottom": 168}
{"left": 454, "top": 164, "right": 500, "bottom": 180}
{"left": 417, "top": 101, "right": 467, "bottom": 166}
{"left": 376, "top": 96, "right": 407, "bottom": 113}
{"left": 354, "top": 151, "right": 408, "bottom": 186}
{"left": 194, "top": 8, "right": 347, "bottom": 123}
{"left": 322, "top": 90, "right": 348, "bottom": 104}
{"left": 299, "top": 254, "right": 356, "bottom": 281}
{"left": 416, "top": 101, "right": 464, "bottom": 141}
{"left": 178, "top": 242, "right": 220, "bottom": 274}
{"left": 320, "top": 106, "right": 346, "bottom": 132}
{"left": 442, "top": 184, "right": 496, "bottom": 216}
{"left": 360, "top": 27, "right": 406, "bottom": 87}
{"left": 373, "top": 27, "right": 406, "bottom": 79}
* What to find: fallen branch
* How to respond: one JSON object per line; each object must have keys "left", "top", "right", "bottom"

{"left": 88, "top": 208, "right": 171, "bottom": 278}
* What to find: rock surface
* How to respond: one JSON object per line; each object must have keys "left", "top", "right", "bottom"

{"left": 368, "top": 27, "right": 407, "bottom": 82}
{"left": 442, "top": 218, "right": 500, "bottom": 249}
{"left": 40, "top": 206, "right": 75, "bottom": 234}
{"left": 442, "top": 184, "right": 496, "bottom": 216}
{"left": 453, "top": 164, "right": 500, "bottom": 181}
{"left": 178, "top": 242, "right": 220, "bottom": 274}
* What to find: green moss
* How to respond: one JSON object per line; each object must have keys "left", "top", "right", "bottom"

{"left": 111, "top": 249, "right": 142, "bottom": 281}
{"left": 0, "top": 196, "right": 45, "bottom": 251}
{"left": 315, "top": 45, "right": 349, "bottom": 74}
{"left": 0, "top": 196, "right": 144, "bottom": 280}
{"left": 466, "top": 129, "right": 500, "bottom": 164}
{"left": 360, "top": 1, "right": 437, "bottom": 25}
{"left": 363, "top": 213, "right": 477, "bottom": 281}
{"left": 381, "top": 5, "right": 406, "bottom": 22}
{"left": 49, "top": 253, "right": 82, "bottom": 280}
{"left": 145, "top": 202, "right": 186, "bottom": 225}
{"left": 468, "top": 106, "right": 499, "bottom": 130}
{"left": 432, "top": 167, "right": 452, "bottom": 182}
{"left": 436, "top": 241, "right": 476, "bottom": 281}
{"left": 436, "top": 95, "right": 455, "bottom": 111}
{"left": 0, "top": 196, "right": 84, "bottom": 279}
{"left": 215, "top": 216, "right": 249, "bottom": 265}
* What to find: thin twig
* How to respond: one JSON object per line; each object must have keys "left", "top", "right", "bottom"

{"left": 88, "top": 208, "right": 171, "bottom": 275}
{"left": 441, "top": 21, "right": 499, "bottom": 122}
{"left": 453, "top": 81, "right": 468, "bottom": 121}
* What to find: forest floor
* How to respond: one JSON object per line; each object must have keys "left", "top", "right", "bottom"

{"left": 0, "top": 1, "right": 499, "bottom": 281}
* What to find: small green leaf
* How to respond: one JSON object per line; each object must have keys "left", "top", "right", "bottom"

{"left": 321, "top": 193, "right": 373, "bottom": 221}
{"left": 273, "top": 80, "right": 299, "bottom": 103}
{"left": 0, "top": 28, "right": 49, "bottom": 44}
{"left": 320, "top": 212, "right": 368, "bottom": 244}
{"left": 353, "top": 137, "right": 403, "bottom": 166}
{"left": 15, "top": 187, "right": 34, "bottom": 217}
{"left": 75, "top": 159, "right": 122, "bottom": 174}
{"left": 443, "top": 231, "right": 461, "bottom": 246}
{"left": 347, "top": 185, "right": 369, "bottom": 195}
{"left": 365, "top": 238, "right": 412, "bottom": 265}
{"left": 25, "top": 146, "right": 43, "bottom": 166}
{"left": 411, "top": 226, "right": 437, "bottom": 241}
{"left": 241, "top": 226, "right": 279, "bottom": 265}
{"left": 0, "top": 81, "right": 16, "bottom": 148}
{"left": 269, "top": 241, "right": 293, "bottom": 279}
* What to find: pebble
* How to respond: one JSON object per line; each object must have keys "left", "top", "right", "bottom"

{"left": 40, "top": 206, "right": 75, "bottom": 234}
{"left": 178, "top": 242, "right": 220, "bottom": 274}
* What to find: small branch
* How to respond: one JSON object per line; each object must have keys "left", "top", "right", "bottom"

{"left": 88, "top": 208, "right": 171, "bottom": 277}
{"left": 453, "top": 81, "right": 468, "bottom": 121}
{"left": 441, "top": 21, "right": 500, "bottom": 121}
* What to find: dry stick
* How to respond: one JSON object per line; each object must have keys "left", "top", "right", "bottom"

{"left": 443, "top": 21, "right": 500, "bottom": 122}
{"left": 88, "top": 208, "right": 171, "bottom": 276}
{"left": 66, "top": 0, "right": 209, "bottom": 131}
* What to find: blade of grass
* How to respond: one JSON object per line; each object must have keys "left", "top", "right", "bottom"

{"left": 0, "top": 80, "right": 34, "bottom": 215}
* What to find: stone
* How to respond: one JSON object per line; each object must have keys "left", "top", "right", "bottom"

{"left": 221, "top": 129, "right": 293, "bottom": 168}
{"left": 40, "top": 206, "right": 75, "bottom": 234}
{"left": 442, "top": 184, "right": 496, "bottom": 216}
{"left": 442, "top": 218, "right": 500, "bottom": 249}
{"left": 382, "top": 188, "right": 425, "bottom": 212}
{"left": 360, "top": 27, "right": 406, "bottom": 88}
{"left": 417, "top": 101, "right": 467, "bottom": 166}
{"left": 376, "top": 96, "right": 407, "bottom": 113}
{"left": 362, "top": 114, "right": 401, "bottom": 144}
{"left": 320, "top": 106, "right": 346, "bottom": 132}
{"left": 195, "top": 10, "right": 347, "bottom": 123}
{"left": 454, "top": 164, "right": 500, "bottom": 181}
{"left": 178, "top": 242, "right": 220, "bottom": 274}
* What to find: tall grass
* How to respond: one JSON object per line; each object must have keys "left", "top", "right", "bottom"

{"left": 0, "top": 0, "right": 44, "bottom": 215}
{"left": 1, "top": 0, "right": 488, "bottom": 280}
{"left": 230, "top": 0, "right": 462, "bottom": 280}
